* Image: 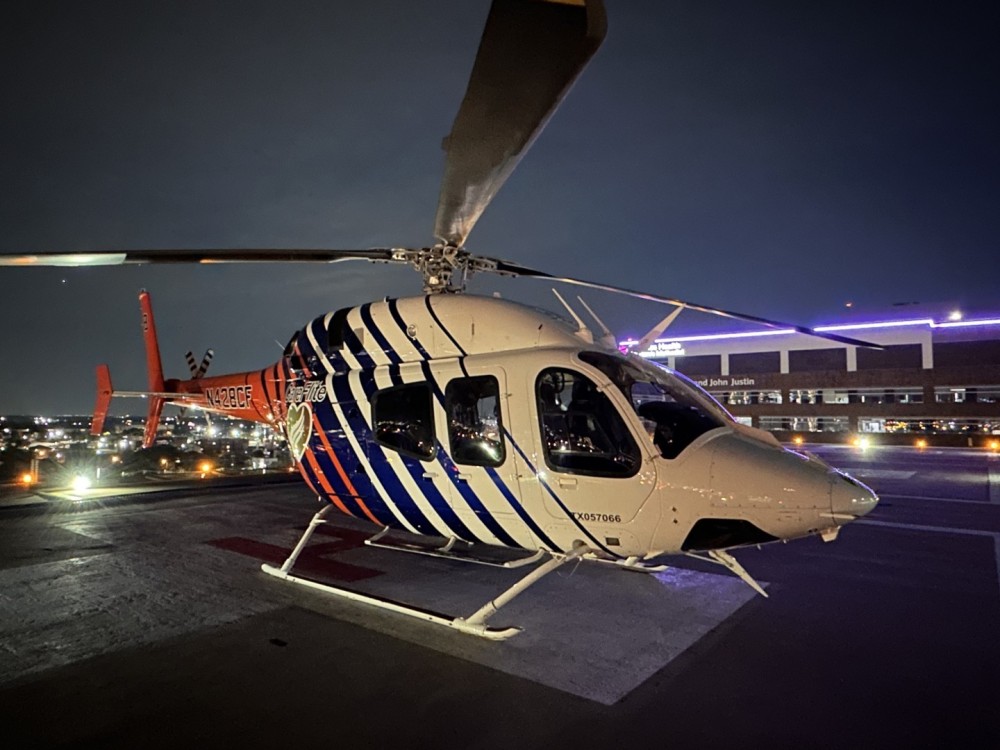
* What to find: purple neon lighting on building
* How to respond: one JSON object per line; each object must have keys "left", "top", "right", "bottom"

{"left": 935, "top": 318, "right": 1000, "bottom": 329}
{"left": 618, "top": 315, "right": 1000, "bottom": 350}
{"left": 815, "top": 318, "right": 933, "bottom": 332}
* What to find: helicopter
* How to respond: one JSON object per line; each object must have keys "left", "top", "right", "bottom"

{"left": 0, "top": 0, "right": 879, "bottom": 639}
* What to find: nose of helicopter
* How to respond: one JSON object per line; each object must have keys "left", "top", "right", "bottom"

{"left": 705, "top": 429, "right": 880, "bottom": 531}
{"left": 829, "top": 472, "right": 879, "bottom": 524}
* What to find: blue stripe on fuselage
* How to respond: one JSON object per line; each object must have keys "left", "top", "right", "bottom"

{"left": 383, "top": 299, "right": 530, "bottom": 548}
{"left": 297, "top": 324, "right": 430, "bottom": 531}
{"left": 504, "top": 429, "right": 618, "bottom": 558}
{"left": 354, "top": 367, "right": 480, "bottom": 543}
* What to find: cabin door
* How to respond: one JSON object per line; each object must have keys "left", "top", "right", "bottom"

{"left": 523, "top": 365, "right": 657, "bottom": 553}
{"left": 426, "top": 360, "right": 541, "bottom": 549}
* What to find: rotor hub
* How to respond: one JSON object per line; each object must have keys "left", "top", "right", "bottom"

{"left": 392, "top": 245, "right": 502, "bottom": 294}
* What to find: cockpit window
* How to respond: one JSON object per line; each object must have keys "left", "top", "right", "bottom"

{"left": 536, "top": 368, "right": 640, "bottom": 477}
{"left": 579, "top": 351, "right": 730, "bottom": 459}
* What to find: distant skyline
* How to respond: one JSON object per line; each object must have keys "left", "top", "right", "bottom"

{"left": 2, "top": 0, "right": 998, "bottom": 414}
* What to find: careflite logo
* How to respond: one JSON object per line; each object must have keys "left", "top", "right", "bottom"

{"left": 285, "top": 381, "right": 327, "bottom": 404}
{"left": 285, "top": 402, "right": 312, "bottom": 461}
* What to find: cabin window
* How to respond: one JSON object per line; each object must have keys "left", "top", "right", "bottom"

{"left": 445, "top": 376, "right": 505, "bottom": 467}
{"left": 579, "top": 351, "right": 729, "bottom": 459}
{"left": 371, "top": 383, "right": 436, "bottom": 460}
{"left": 536, "top": 368, "right": 640, "bottom": 477}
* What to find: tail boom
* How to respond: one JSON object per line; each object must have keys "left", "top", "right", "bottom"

{"left": 89, "top": 290, "right": 286, "bottom": 449}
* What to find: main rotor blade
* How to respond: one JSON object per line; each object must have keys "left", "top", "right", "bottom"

{"left": 0, "top": 248, "right": 398, "bottom": 266}
{"left": 434, "top": 0, "right": 606, "bottom": 248}
{"left": 489, "top": 258, "right": 884, "bottom": 349}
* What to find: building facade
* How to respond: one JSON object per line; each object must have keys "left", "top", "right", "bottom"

{"left": 621, "top": 310, "right": 1000, "bottom": 446}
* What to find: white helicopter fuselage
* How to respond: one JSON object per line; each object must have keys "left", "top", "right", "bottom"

{"left": 282, "top": 294, "right": 878, "bottom": 561}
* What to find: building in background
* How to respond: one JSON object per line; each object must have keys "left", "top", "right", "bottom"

{"left": 621, "top": 306, "right": 1000, "bottom": 447}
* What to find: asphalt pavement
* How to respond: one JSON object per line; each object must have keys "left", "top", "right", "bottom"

{"left": 1, "top": 446, "right": 998, "bottom": 748}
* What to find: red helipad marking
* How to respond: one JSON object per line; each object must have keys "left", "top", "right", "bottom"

{"left": 207, "top": 525, "right": 383, "bottom": 583}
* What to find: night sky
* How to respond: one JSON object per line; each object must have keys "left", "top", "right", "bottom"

{"left": 1, "top": 0, "right": 997, "bottom": 415}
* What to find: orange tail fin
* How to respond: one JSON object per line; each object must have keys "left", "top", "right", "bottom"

{"left": 139, "top": 290, "right": 166, "bottom": 448}
{"left": 90, "top": 364, "right": 113, "bottom": 435}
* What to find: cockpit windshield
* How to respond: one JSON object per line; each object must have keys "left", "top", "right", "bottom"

{"left": 579, "top": 351, "right": 732, "bottom": 459}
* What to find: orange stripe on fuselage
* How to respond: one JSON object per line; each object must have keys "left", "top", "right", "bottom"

{"left": 291, "top": 345, "right": 357, "bottom": 517}
{"left": 246, "top": 369, "right": 268, "bottom": 422}
{"left": 293, "top": 341, "right": 311, "bottom": 378}
{"left": 264, "top": 363, "right": 279, "bottom": 418}
{"left": 311, "top": 412, "right": 381, "bottom": 526}
{"left": 276, "top": 360, "right": 290, "bottom": 421}
{"left": 303, "top": 446, "right": 352, "bottom": 517}
{"left": 296, "top": 458, "right": 322, "bottom": 498}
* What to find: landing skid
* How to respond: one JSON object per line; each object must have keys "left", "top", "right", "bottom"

{"left": 260, "top": 503, "right": 587, "bottom": 639}
{"left": 585, "top": 554, "right": 668, "bottom": 573}
{"left": 364, "top": 526, "right": 547, "bottom": 569}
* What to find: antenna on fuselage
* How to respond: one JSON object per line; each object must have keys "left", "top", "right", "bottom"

{"left": 633, "top": 304, "right": 685, "bottom": 356}
{"left": 575, "top": 296, "right": 618, "bottom": 350}
{"left": 551, "top": 288, "right": 593, "bottom": 344}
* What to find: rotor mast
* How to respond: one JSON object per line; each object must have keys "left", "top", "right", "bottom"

{"left": 392, "top": 245, "right": 510, "bottom": 294}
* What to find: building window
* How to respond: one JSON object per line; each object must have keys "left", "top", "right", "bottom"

{"left": 873, "top": 418, "right": 1000, "bottom": 435}
{"left": 934, "top": 386, "right": 1000, "bottom": 404}
{"left": 536, "top": 367, "right": 640, "bottom": 477}
{"left": 759, "top": 416, "right": 849, "bottom": 433}
{"left": 713, "top": 390, "right": 782, "bottom": 405}
{"left": 445, "top": 376, "right": 505, "bottom": 467}
{"left": 789, "top": 390, "right": 823, "bottom": 405}
{"left": 828, "top": 388, "right": 924, "bottom": 404}
{"left": 371, "top": 383, "right": 436, "bottom": 460}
